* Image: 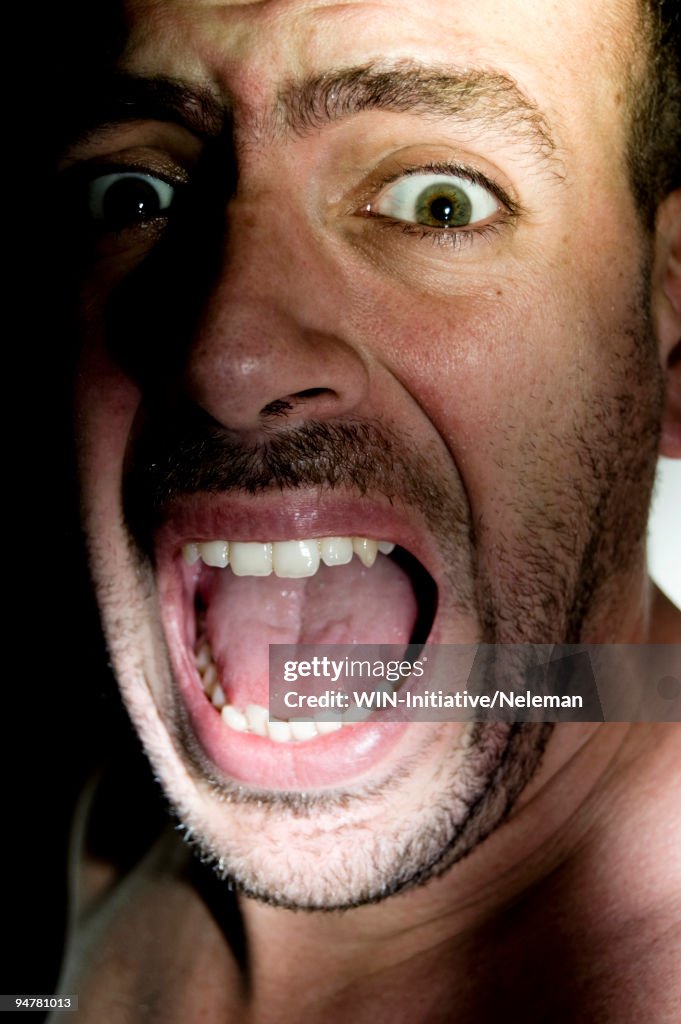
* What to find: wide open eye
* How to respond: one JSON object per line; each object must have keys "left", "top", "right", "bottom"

{"left": 371, "top": 172, "right": 499, "bottom": 229}
{"left": 87, "top": 172, "right": 176, "bottom": 229}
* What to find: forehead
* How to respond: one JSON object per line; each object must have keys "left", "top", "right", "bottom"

{"left": 120, "top": 0, "right": 635, "bottom": 139}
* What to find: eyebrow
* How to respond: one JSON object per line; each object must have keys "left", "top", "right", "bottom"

{"left": 60, "top": 60, "right": 560, "bottom": 171}
{"left": 56, "top": 74, "right": 227, "bottom": 153}
{"left": 278, "top": 60, "right": 560, "bottom": 165}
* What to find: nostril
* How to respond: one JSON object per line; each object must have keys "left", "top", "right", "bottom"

{"left": 293, "top": 388, "right": 333, "bottom": 399}
{"left": 260, "top": 388, "right": 336, "bottom": 418}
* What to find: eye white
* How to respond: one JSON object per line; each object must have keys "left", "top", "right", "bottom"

{"left": 87, "top": 172, "right": 176, "bottom": 221}
{"left": 372, "top": 172, "right": 499, "bottom": 227}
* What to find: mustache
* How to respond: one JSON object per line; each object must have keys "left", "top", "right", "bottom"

{"left": 123, "top": 412, "right": 468, "bottom": 539}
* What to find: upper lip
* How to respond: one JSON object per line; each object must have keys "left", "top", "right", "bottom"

{"left": 151, "top": 488, "right": 443, "bottom": 587}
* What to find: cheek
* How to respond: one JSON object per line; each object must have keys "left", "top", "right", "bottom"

{"left": 347, "top": 270, "right": 559, "bottom": 447}
{"left": 347, "top": 253, "right": 650, "bottom": 506}
{"left": 75, "top": 341, "right": 142, "bottom": 501}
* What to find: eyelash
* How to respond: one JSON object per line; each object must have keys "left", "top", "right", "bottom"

{"left": 61, "top": 160, "right": 188, "bottom": 236}
{"left": 372, "top": 216, "right": 505, "bottom": 250}
{"left": 63, "top": 157, "right": 517, "bottom": 258}
{"left": 362, "top": 161, "right": 519, "bottom": 247}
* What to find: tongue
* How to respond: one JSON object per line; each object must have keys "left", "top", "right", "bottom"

{"left": 201, "top": 555, "right": 418, "bottom": 709}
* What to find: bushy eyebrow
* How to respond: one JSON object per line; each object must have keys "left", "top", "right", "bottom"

{"left": 59, "top": 61, "right": 561, "bottom": 174}
{"left": 278, "top": 60, "right": 561, "bottom": 167}
{"left": 56, "top": 74, "right": 226, "bottom": 154}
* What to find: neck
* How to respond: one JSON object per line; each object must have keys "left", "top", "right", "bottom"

{"left": 239, "top": 579, "right": 681, "bottom": 991}
{"left": 236, "top": 717, "right": 678, "bottom": 1019}
{"left": 64, "top": 582, "right": 680, "bottom": 1022}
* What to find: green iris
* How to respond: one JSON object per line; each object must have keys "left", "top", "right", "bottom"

{"left": 415, "top": 182, "right": 472, "bottom": 228}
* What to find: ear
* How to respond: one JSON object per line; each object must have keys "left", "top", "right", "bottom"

{"left": 653, "top": 188, "right": 681, "bottom": 458}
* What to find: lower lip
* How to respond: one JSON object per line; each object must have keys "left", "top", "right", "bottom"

{"left": 164, "top": 597, "right": 409, "bottom": 790}
{"left": 184, "top": 680, "right": 408, "bottom": 789}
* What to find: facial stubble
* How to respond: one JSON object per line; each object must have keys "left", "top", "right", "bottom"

{"left": 97, "top": 255, "right": 664, "bottom": 911}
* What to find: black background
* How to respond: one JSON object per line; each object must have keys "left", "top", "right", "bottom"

{"left": 3, "top": 3, "right": 158, "bottom": 1013}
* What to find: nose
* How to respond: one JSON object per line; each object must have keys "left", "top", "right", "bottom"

{"left": 182, "top": 207, "right": 369, "bottom": 433}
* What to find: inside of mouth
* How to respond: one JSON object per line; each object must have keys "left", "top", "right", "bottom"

{"left": 187, "top": 545, "right": 437, "bottom": 734}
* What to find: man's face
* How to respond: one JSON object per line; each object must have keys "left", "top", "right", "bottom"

{"left": 67, "top": 0, "right": 664, "bottom": 906}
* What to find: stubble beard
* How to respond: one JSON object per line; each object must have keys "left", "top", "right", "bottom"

{"left": 96, "top": 266, "right": 663, "bottom": 911}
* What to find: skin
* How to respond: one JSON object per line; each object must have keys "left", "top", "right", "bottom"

{"left": 54, "top": 0, "right": 681, "bottom": 1019}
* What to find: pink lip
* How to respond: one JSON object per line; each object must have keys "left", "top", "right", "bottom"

{"left": 154, "top": 490, "right": 439, "bottom": 571}
{"left": 154, "top": 490, "right": 441, "bottom": 790}
{"left": 184, "top": 662, "right": 408, "bottom": 789}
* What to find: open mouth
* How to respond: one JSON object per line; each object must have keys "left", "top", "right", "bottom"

{"left": 188, "top": 536, "right": 436, "bottom": 738}
{"left": 154, "top": 502, "right": 439, "bottom": 788}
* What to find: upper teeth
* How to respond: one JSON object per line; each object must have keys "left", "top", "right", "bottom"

{"left": 182, "top": 537, "right": 395, "bottom": 578}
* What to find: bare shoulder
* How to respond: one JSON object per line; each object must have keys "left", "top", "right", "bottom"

{"left": 54, "top": 848, "right": 238, "bottom": 1023}
{"left": 51, "top": 775, "right": 243, "bottom": 1024}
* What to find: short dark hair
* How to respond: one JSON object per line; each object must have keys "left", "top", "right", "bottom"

{"left": 627, "top": 0, "right": 681, "bottom": 229}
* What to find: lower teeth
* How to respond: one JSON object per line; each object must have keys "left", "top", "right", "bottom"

{"left": 194, "top": 636, "right": 360, "bottom": 743}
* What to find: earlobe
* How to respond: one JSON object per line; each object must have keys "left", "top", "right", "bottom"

{"left": 654, "top": 189, "right": 681, "bottom": 458}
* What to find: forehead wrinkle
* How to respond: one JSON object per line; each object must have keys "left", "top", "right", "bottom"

{"left": 276, "top": 59, "right": 565, "bottom": 174}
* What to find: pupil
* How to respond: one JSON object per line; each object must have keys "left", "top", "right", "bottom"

{"left": 416, "top": 183, "right": 472, "bottom": 228}
{"left": 102, "top": 178, "right": 161, "bottom": 225}
{"left": 429, "top": 196, "right": 455, "bottom": 224}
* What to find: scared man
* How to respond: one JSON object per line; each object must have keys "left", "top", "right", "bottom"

{"left": 51, "top": 0, "right": 680, "bottom": 1019}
